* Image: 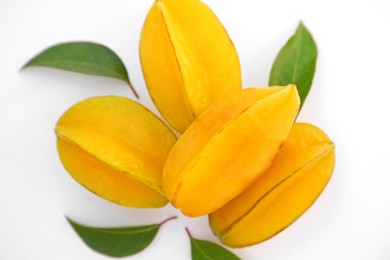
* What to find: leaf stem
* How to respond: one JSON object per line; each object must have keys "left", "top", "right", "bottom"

{"left": 160, "top": 216, "right": 178, "bottom": 226}
{"left": 185, "top": 227, "right": 192, "bottom": 238}
{"left": 127, "top": 80, "right": 139, "bottom": 99}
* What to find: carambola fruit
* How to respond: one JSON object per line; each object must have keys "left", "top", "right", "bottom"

{"left": 140, "top": 0, "right": 242, "bottom": 132}
{"left": 55, "top": 96, "right": 177, "bottom": 208}
{"left": 209, "top": 123, "right": 335, "bottom": 247}
{"left": 163, "top": 85, "right": 300, "bottom": 217}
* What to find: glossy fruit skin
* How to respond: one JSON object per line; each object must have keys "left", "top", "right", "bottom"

{"left": 140, "top": 0, "right": 242, "bottom": 132}
{"left": 55, "top": 96, "right": 177, "bottom": 208}
{"left": 163, "top": 85, "right": 300, "bottom": 217}
{"left": 209, "top": 123, "right": 335, "bottom": 247}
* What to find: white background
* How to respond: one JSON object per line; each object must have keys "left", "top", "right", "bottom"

{"left": 1, "top": 0, "right": 390, "bottom": 259}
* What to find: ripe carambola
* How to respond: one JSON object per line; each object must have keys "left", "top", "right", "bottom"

{"left": 209, "top": 123, "right": 335, "bottom": 247}
{"left": 163, "top": 85, "right": 300, "bottom": 217}
{"left": 55, "top": 96, "right": 177, "bottom": 208}
{"left": 140, "top": 0, "right": 242, "bottom": 132}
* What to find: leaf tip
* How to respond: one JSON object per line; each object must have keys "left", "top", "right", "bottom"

{"left": 64, "top": 216, "right": 77, "bottom": 228}
{"left": 296, "top": 21, "right": 309, "bottom": 36}
{"left": 20, "top": 60, "right": 32, "bottom": 71}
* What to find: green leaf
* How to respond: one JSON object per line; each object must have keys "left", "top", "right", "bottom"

{"left": 22, "top": 42, "right": 138, "bottom": 98}
{"left": 186, "top": 228, "right": 240, "bottom": 260}
{"left": 67, "top": 216, "right": 177, "bottom": 257}
{"left": 269, "top": 22, "right": 317, "bottom": 109}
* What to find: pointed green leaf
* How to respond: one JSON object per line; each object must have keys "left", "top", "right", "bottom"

{"left": 186, "top": 228, "right": 240, "bottom": 260}
{"left": 269, "top": 22, "right": 317, "bottom": 108}
{"left": 67, "top": 216, "right": 176, "bottom": 257}
{"left": 22, "top": 42, "right": 138, "bottom": 97}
